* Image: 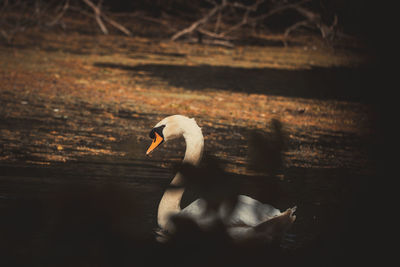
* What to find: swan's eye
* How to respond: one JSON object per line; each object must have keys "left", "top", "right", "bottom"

{"left": 149, "top": 125, "right": 165, "bottom": 139}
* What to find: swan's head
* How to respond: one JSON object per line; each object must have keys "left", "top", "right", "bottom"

{"left": 146, "top": 115, "right": 201, "bottom": 155}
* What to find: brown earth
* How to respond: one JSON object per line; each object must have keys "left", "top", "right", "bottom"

{"left": 0, "top": 31, "right": 373, "bottom": 167}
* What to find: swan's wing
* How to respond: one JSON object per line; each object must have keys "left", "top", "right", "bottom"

{"left": 251, "top": 206, "right": 297, "bottom": 243}
{"left": 175, "top": 199, "right": 222, "bottom": 229}
{"left": 179, "top": 198, "right": 207, "bottom": 218}
{"left": 225, "top": 204, "right": 297, "bottom": 243}
{"left": 177, "top": 195, "right": 283, "bottom": 228}
{"left": 220, "top": 195, "right": 282, "bottom": 227}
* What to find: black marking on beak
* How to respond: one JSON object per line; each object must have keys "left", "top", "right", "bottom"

{"left": 149, "top": 125, "right": 165, "bottom": 139}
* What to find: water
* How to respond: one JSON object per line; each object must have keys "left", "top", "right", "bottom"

{"left": 0, "top": 115, "right": 376, "bottom": 266}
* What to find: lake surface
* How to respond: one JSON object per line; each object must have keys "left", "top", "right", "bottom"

{"left": 0, "top": 118, "right": 376, "bottom": 266}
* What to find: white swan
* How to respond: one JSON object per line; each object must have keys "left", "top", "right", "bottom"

{"left": 146, "top": 115, "right": 296, "bottom": 243}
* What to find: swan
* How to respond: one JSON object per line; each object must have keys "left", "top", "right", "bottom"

{"left": 146, "top": 115, "right": 296, "bottom": 243}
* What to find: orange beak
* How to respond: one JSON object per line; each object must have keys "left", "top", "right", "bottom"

{"left": 146, "top": 132, "right": 164, "bottom": 155}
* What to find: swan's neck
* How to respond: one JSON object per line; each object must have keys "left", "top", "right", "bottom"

{"left": 157, "top": 126, "right": 204, "bottom": 230}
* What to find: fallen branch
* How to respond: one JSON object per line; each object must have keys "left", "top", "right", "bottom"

{"left": 186, "top": 37, "right": 234, "bottom": 48}
{"left": 197, "top": 28, "right": 235, "bottom": 40}
{"left": 171, "top": 3, "right": 222, "bottom": 41}
{"left": 101, "top": 13, "right": 131, "bottom": 36}
{"left": 170, "top": 0, "right": 282, "bottom": 42}
{"left": 251, "top": 0, "right": 311, "bottom": 23}
{"left": 285, "top": 5, "right": 337, "bottom": 40}
{"left": 47, "top": 0, "right": 70, "bottom": 27}
{"left": 132, "top": 12, "right": 178, "bottom": 31}
{"left": 81, "top": 0, "right": 131, "bottom": 36}
{"left": 171, "top": 0, "right": 263, "bottom": 42}
{"left": 284, "top": 20, "right": 309, "bottom": 37}
{"left": 170, "top": 0, "right": 338, "bottom": 45}
{"left": 81, "top": 0, "right": 108, "bottom": 34}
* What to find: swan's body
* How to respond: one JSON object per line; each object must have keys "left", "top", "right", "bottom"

{"left": 146, "top": 115, "right": 296, "bottom": 243}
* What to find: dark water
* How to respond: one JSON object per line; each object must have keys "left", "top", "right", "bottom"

{"left": 0, "top": 118, "right": 378, "bottom": 266}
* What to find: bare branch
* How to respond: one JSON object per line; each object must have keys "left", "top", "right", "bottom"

{"left": 219, "top": 8, "right": 251, "bottom": 37}
{"left": 251, "top": 0, "right": 311, "bottom": 22}
{"left": 197, "top": 28, "right": 235, "bottom": 40}
{"left": 82, "top": 0, "right": 108, "bottom": 34}
{"left": 284, "top": 20, "right": 309, "bottom": 38}
{"left": 81, "top": 0, "right": 131, "bottom": 36}
{"left": 171, "top": 0, "right": 265, "bottom": 42}
{"left": 47, "top": 0, "right": 70, "bottom": 27}
{"left": 186, "top": 36, "right": 234, "bottom": 48}
{"left": 218, "top": 0, "right": 272, "bottom": 38}
{"left": 171, "top": 4, "right": 222, "bottom": 41}
{"left": 287, "top": 2, "right": 337, "bottom": 40}
{"left": 101, "top": 14, "right": 131, "bottom": 36}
